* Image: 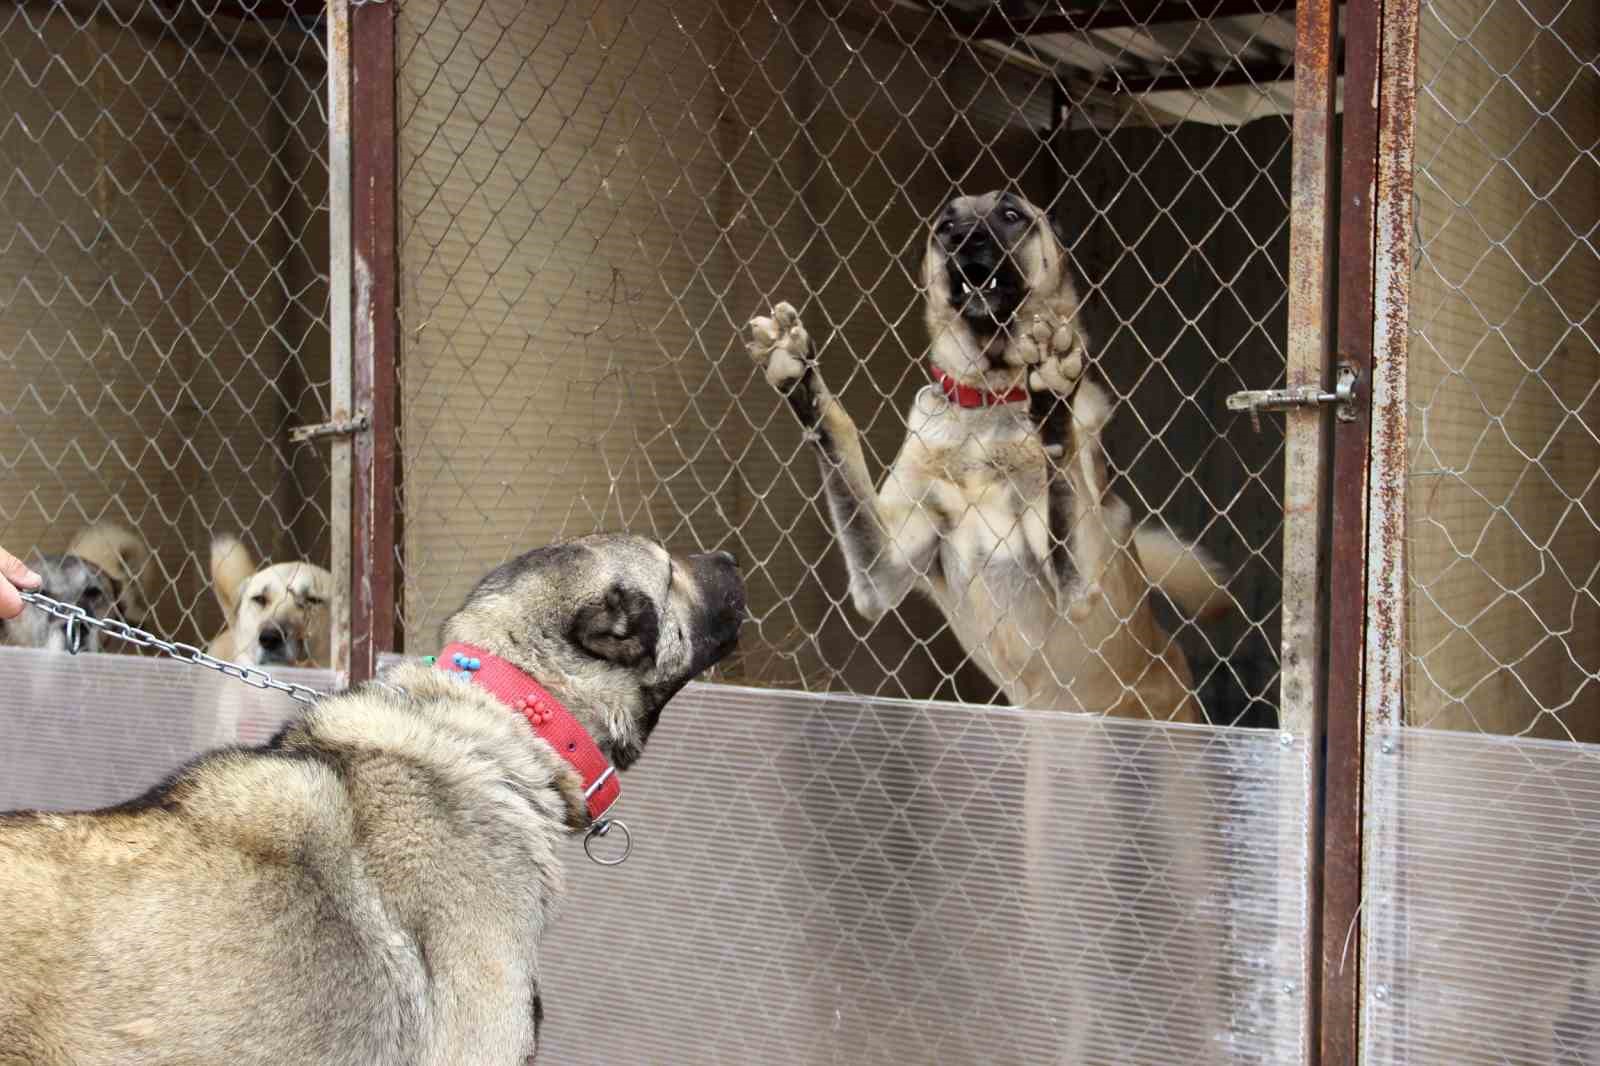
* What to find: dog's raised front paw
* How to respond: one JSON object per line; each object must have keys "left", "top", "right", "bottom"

{"left": 1019, "top": 313, "right": 1084, "bottom": 397}
{"left": 747, "top": 301, "right": 813, "bottom": 392}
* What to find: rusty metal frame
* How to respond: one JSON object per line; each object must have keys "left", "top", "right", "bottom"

{"left": 348, "top": 0, "right": 399, "bottom": 683}
{"left": 1356, "top": 0, "right": 1419, "bottom": 1058}
{"left": 326, "top": 0, "right": 352, "bottom": 679}
{"left": 1281, "top": 0, "right": 1341, "bottom": 1056}
{"left": 1317, "top": 0, "right": 1387, "bottom": 1061}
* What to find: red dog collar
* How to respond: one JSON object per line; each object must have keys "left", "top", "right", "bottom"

{"left": 931, "top": 365, "right": 1029, "bottom": 407}
{"left": 437, "top": 642, "right": 620, "bottom": 822}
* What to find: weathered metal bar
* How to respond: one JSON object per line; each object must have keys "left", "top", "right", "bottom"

{"left": 1101, "top": 56, "right": 1296, "bottom": 95}
{"left": 961, "top": 0, "right": 1296, "bottom": 39}
{"left": 1358, "top": 0, "right": 1418, "bottom": 1057}
{"left": 1319, "top": 0, "right": 1382, "bottom": 1061}
{"left": 326, "top": 0, "right": 353, "bottom": 681}
{"left": 1282, "top": 0, "right": 1339, "bottom": 1055}
{"left": 349, "top": 0, "right": 399, "bottom": 682}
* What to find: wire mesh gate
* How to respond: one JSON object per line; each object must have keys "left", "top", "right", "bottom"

{"left": 7, "top": 1, "right": 1594, "bottom": 1064}
{"left": 380, "top": 0, "right": 1331, "bottom": 1059}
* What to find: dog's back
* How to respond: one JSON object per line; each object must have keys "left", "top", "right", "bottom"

{"left": 0, "top": 669, "right": 563, "bottom": 1065}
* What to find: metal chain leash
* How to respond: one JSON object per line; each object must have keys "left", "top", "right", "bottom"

{"left": 16, "top": 590, "right": 326, "bottom": 706}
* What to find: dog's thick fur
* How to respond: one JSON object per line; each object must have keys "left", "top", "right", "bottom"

{"left": 207, "top": 534, "right": 335, "bottom": 668}
{"left": 749, "top": 191, "right": 1225, "bottom": 720}
{"left": 0, "top": 533, "right": 744, "bottom": 1065}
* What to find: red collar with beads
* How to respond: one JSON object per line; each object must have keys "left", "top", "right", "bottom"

{"left": 436, "top": 642, "right": 620, "bottom": 821}
{"left": 931, "top": 365, "right": 1029, "bottom": 407}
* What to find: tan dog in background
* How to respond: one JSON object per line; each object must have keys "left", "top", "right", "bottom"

{"left": 68, "top": 521, "right": 155, "bottom": 628}
{"left": 207, "top": 534, "right": 333, "bottom": 668}
{"left": 749, "top": 190, "right": 1226, "bottom": 721}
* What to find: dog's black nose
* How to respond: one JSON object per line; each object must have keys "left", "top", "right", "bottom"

{"left": 259, "top": 625, "right": 285, "bottom": 653}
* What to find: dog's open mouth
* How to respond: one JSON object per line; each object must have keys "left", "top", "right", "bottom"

{"left": 947, "top": 255, "right": 1025, "bottom": 337}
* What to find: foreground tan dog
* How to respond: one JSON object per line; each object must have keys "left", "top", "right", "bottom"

{"left": 749, "top": 191, "right": 1225, "bottom": 721}
{"left": 207, "top": 534, "right": 334, "bottom": 668}
{"left": 0, "top": 533, "right": 744, "bottom": 1064}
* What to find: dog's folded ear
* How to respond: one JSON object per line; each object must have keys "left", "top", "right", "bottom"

{"left": 210, "top": 534, "right": 258, "bottom": 620}
{"left": 570, "top": 585, "right": 659, "bottom": 666}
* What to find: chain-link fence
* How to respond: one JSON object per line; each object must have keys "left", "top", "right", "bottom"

{"left": 1363, "top": 3, "right": 1600, "bottom": 1064}
{"left": 393, "top": 0, "right": 1306, "bottom": 729}
{"left": 0, "top": 1, "right": 331, "bottom": 661}
{"left": 1403, "top": 0, "right": 1599, "bottom": 742}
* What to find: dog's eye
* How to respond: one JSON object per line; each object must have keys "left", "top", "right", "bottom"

{"left": 935, "top": 220, "right": 952, "bottom": 234}
{"left": 1003, "top": 209, "right": 1020, "bottom": 224}
{"left": 251, "top": 593, "right": 269, "bottom": 607}
{"left": 304, "top": 594, "right": 325, "bottom": 607}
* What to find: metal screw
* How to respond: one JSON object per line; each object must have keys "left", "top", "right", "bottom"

{"left": 1374, "top": 984, "right": 1390, "bottom": 1002}
{"left": 1279, "top": 732, "right": 1294, "bottom": 749}
{"left": 1380, "top": 737, "right": 1394, "bottom": 754}
{"left": 1281, "top": 982, "right": 1296, "bottom": 995}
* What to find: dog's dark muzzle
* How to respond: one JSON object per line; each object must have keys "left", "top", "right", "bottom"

{"left": 686, "top": 550, "right": 745, "bottom": 666}
{"left": 941, "top": 229, "right": 1025, "bottom": 331}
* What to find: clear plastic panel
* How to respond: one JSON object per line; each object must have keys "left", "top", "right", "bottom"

{"left": 3, "top": 654, "right": 1309, "bottom": 1062}
{"left": 1364, "top": 728, "right": 1600, "bottom": 1065}
{"left": 539, "top": 685, "right": 1311, "bottom": 1065}
{"left": 0, "top": 647, "right": 333, "bottom": 812}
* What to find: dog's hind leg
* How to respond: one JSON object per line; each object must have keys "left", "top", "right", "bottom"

{"left": 749, "top": 303, "right": 936, "bottom": 618}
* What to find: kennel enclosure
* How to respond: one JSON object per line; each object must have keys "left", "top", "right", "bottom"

{"left": 1, "top": 1, "right": 1597, "bottom": 1064}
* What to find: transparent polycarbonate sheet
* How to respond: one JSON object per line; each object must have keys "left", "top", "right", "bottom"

{"left": 1364, "top": 728, "right": 1600, "bottom": 1065}
{"left": 538, "top": 684, "right": 1312, "bottom": 1065}
{"left": 0, "top": 647, "right": 333, "bottom": 811}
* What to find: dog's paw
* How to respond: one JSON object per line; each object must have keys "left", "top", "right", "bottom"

{"left": 747, "top": 302, "right": 812, "bottom": 392}
{"left": 1018, "top": 313, "right": 1084, "bottom": 396}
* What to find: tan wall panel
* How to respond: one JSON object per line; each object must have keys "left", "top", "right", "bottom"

{"left": 397, "top": 1, "right": 1283, "bottom": 718}
{"left": 0, "top": 8, "right": 329, "bottom": 646}
{"left": 1407, "top": 0, "right": 1600, "bottom": 737}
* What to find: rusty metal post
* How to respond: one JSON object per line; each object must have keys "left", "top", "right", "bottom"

{"left": 1283, "top": 0, "right": 1339, "bottom": 1055}
{"left": 327, "top": 0, "right": 353, "bottom": 679}
{"left": 348, "top": 0, "right": 399, "bottom": 682}
{"left": 1357, "top": 0, "right": 1419, "bottom": 1056}
{"left": 1319, "top": 0, "right": 1385, "bottom": 1061}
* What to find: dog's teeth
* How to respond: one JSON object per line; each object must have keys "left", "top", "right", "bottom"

{"left": 987, "top": 277, "right": 998, "bottom": 291}
{"left": 956, "top": 281, "right": 967, "bottom": 296}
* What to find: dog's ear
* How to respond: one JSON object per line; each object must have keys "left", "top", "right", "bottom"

{"left": 210, "top": 534, "right": 257, "bottom": 619}
{"left": 571, "top": 585, "right": 659, "bottom": 666}
{"left": 1046, "top": 209, "right": 1072, "bottom": 253}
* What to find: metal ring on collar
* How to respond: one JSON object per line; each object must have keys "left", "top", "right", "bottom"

{"left": 583, "top": 817, "right": 632, "bottom": 867}
{"left": 64, "top": 612, "right": 82, "bottom": 656}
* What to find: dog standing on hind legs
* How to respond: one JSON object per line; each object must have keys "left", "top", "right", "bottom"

{"left": 749, "top": 190, "right": 1229, "bottom": 1060}
{"left": 747, "top": 191, "right": 1227, "bottom": 721}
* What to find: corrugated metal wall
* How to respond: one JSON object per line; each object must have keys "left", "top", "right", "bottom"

{"left": 1406, "top": 0, "right": 1600, "bottom": 738}
{"left": 0, "top": 5, "right": 330, "bottom": 644}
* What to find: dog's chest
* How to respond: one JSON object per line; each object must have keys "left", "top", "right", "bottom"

{"left": 904, "top": 399, "right": 1053, "bottom": 572}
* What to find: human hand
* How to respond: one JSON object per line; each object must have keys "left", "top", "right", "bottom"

{"left": 0, "top": 546, "right": 42, "bottom": 620}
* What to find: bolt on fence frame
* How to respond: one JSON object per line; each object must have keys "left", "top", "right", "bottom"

{"left": 1280, "top": 0, "right": 1343, "bottom": 1056}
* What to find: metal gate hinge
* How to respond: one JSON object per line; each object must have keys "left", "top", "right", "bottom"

{"left": 290, "top": 411, "right": 371, "bottom": 444}
{"left": 1226, "top": 363, "right": 1359, "bottom": 431}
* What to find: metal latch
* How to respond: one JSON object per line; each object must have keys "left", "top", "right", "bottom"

{"left": 290, "top": 410, "right": 371, "bottom": 444}
{"left": 1226, "top": 363, "right": 1358, "bottom": 430}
